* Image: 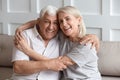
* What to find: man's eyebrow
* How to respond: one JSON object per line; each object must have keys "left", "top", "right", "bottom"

{"left": 43, "top": 18, "right": 49, "bottom": 21}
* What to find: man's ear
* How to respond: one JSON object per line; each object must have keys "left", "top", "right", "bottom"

{"left": 36, "top": 18, "right": 40, "bottom": 24}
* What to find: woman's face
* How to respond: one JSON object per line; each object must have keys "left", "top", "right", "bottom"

{"left": 58, "top": 12, "right": 80, "bottom": 38}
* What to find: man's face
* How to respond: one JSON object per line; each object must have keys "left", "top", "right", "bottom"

{"left": 38, "top": 13, "right": 59, "bottom": 40}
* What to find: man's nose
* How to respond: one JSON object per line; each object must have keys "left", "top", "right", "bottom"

{"left": 49, "top": 23, "right": 54, "bottom": 29}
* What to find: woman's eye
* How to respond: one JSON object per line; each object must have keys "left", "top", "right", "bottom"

{"left": 66, "top": 17, "right": 70, "bottom": 21}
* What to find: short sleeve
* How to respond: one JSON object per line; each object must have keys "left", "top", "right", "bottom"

{"left": 12, "top": 31, "right": 30, "bottom": 62}
{"left": 67, "top": 44, "right": 98, "bottom": 67}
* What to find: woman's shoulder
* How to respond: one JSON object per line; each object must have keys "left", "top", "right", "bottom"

{"left": 73, "top": 43, "right": 97, "bottom": 53}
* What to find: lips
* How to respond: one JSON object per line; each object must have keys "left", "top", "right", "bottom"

{"left": 64, "top": 26, "right": 71, "bottom": 32}
{"left": 62, "top": 28, "right": 71, "bottom": 36}
{"left": 46, "top": 29, "right": 55, "bottom": 33}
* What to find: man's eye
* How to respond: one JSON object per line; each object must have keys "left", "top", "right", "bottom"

{"left": 44, "top": 20, "right": 49, "bottom": 23}
{"left": 54, "top": 22, "right": 58, "bottom": 25}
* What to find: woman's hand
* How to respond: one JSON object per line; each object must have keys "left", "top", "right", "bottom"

{"left": 15, "top": 20, "right": 37, "bottom": 36}
{"left": 15, "top": 27, "right": 23, "bottom": 38}
{"left": 14, "top": 32, "right": 30, "bottom": 53}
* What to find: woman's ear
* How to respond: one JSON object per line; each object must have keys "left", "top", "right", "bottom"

{"left": 78, "top": 16, "right": 82, "bottom": 23}
{"left": 77, "top": 16, "right": 82, "bottom": 25}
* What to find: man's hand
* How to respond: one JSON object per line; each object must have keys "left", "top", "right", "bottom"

{"left": 59, "top": 56, "right": 74, "bottom": 66}
{"left": 45, "top": 58, "right": 68, "bottom": 71}
{"left": 80, "top": 34, "right": 100, "bottom": 52}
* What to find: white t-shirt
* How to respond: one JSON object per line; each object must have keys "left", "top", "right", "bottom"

{"left": 59, "top": 33, "right": 101, "bottom": 80}
{"left": 11, "top": 26, "right": 60, "bottom": 80}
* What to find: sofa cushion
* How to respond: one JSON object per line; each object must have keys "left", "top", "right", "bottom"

{"left": 0, "top": 67, "right": 13, "bottom": 80}
{"left": 98, "top": 41, "right": 120, "bottom": 76}
{"left": 0, "top": 34, "right": 14, "bottom": 67}
{"left": 102, "top": 76, "right": 120, "bottom": 80}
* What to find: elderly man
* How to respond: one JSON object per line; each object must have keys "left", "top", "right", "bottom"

{"left": 11, "top": 5, "right": 99, "bottom": 80}
{"left": 11, "top": 5, "right": 68, "bottom": 80}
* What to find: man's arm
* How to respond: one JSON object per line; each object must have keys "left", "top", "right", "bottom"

{"left": 14, "top": 30, "right": 74, "bottom": 67}
{"left": 13, "top": 29, "right": 67, "bottom": 75}
{"left": 80, "top": 34, "right": 100, "bottom": 52}
{"left": 13, "top": 58, "right": 67, "bottom": 75}
{"left": 13, "top": 60, "right": 48, "bottom": 75}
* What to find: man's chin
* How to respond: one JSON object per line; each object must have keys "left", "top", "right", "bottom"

{"left": 45, "top": 36, "right": 55, "bottom": 40}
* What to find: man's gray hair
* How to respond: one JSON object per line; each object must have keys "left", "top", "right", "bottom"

{"left": 39, "top": 5, "right": 58, "bottom": 18}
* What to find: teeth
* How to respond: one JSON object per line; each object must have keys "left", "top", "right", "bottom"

{"left": 64, "top": 27, "right": 69, "bottom": 29}
{"left": 48, "top": 31, "right": 53, "bottom": 33}
{"left": 64, "top": 26, "right": 71, "bottom": 30}
{"left": 65, "top": 28, "right": 70, "bottom": 31}
{"left": 47, "top": 30, "right": 54, "bottom": 33}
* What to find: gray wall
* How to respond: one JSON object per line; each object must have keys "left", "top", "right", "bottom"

{"left": 0, "top": 0, "right": 120, "bottom": 41}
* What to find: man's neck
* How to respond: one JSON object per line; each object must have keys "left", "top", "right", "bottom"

{"left": 44, "top": 39, "right": 50, "bottom": 47}
{"left": 36, "top": 25, "right": 50, "bottom": 47}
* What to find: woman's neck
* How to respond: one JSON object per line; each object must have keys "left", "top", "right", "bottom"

{"left": 69, "top": 35, "right": 81, "bottom": 42}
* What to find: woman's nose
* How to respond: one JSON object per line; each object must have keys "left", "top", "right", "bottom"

{"left": 63, "top": 20, "right": 67, "bottom": 26}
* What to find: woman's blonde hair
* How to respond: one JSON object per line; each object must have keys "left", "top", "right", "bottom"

{"left": 57, "top": 6, "right": 86, "bottom": 38}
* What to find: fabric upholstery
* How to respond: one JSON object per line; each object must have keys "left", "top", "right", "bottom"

{"left": 0, "top": 67, "right": 13, "bottom": 80}
{"left": 0, "top": 34, "right": 14, "bottom": 67}
{"left": 98, "top": 41, "right": 120, "bottom": 76}
{"left": 102, "top": 76, "right": 120, "bottom": 80}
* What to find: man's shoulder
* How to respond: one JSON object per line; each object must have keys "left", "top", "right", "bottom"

{"left": 23, "top": 27, "right": 34, "bottom": 33}
{"left": 22, "top": 27, "right": 37, "bottom": 38}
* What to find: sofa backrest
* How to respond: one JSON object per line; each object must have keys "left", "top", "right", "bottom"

{"left": 98, "top": 41, "right": 120, "bottom": 76}
{"left": 1, "top": 34, "right": 120, "bottom": 76}
{"left": 0, "top": 34, "right": 14, "bottom": 67}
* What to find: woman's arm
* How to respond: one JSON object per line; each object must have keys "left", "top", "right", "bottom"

{"left": 15, "top": 19, "right": 37, "bottom": 35}
{"left": 13, "top": 33, "right": 69, "bottom": 74}
{"left": 14, "top": 34, "right": 74, "bottom": 69}
{"left": 14, "top": 32, "right": 48, "bottom": 61}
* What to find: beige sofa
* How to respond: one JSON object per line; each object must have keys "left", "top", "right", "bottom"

{"left": 98, "top": 41, "right": 120, "bottom": 80}
{"left": 0, "top": 34, "right": 13, "bottom": 80}
{"left": 0, "top": 34, "right": 120, "bottom": 80}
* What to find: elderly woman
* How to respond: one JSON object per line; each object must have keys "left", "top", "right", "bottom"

{"left": 14, "top": 6, "right": 101, "bottom": 80}
{"left": 57, "top": 6, "right": 101, "bottom": 80}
